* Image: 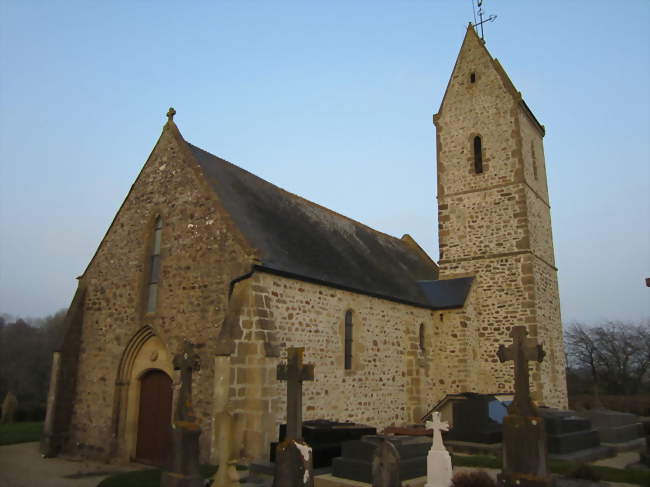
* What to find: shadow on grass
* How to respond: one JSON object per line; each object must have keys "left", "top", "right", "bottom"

{"left": 98, "top": 464, "right": 252, "bottom": 487}
{"left": 0, "top": 422, "right": 43, "bottom": 445}
{"left": 451, "top": 454, "right": 650, "bottom": 486}
{"left": 98, "top": 455, "right": 650, "bottom": 487}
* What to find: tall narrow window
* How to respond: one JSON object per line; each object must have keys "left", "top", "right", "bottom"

{"left": 419, "top": 323, "right": 425, "bottom": 353}
{"left": 473, "top": 135, "right": 483, "bottom": 174}
{"left": 531, "top": 141, "right": 539, "bottom": 180}
{"left": 344, "top": 311, "right": 353, "bottom": 370}
{"left": 146, "top": 216, "right": 162, "bottom": 313}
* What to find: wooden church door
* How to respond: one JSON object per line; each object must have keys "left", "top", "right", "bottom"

{"left": 135, "top": 369, "right": 172, "bottom": 465}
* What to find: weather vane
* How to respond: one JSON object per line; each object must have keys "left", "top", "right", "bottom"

{"left": 471, "top": 0, "right": 497, "bottom": 41}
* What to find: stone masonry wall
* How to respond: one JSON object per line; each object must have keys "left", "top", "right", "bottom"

{"left": 225, "top": 271, "right": 475, "bottom": 461}
{"left": 435, "top": 27, "right": 567, "bottom": 408}
{"left": 67, "top": 123, "right": 254, "bottom": 462}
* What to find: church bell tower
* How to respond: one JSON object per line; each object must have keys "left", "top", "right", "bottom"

{"left": 434, "top": 25, "right": 568, "bottom": 408}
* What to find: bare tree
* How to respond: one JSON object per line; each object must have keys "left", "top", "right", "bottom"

{"left": 565, "top": 320, "right": 650, "bottom": 395}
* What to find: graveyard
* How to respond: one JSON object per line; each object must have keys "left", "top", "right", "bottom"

{"left": 2, "top": 326, "right": 649, "bottom": 486}
{"left": 1, "top": 2, "right": 649, "bottom": 487}
{"left": 95, "top": 335, "right": 650, "bottom": 486}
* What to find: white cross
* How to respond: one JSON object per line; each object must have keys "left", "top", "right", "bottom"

{"left": 426, "top": 412, "right": 449, "bottom": 451}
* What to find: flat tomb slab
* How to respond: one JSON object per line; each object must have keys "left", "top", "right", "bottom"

{"left": 315, "top": 473, "right": 427, "bottom": 487}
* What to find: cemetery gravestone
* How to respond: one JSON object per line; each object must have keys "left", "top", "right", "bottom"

{"left": 424, "top": 412, "right": 452, "bottom": 487}
{"left": 332, "top": 435, "right": 430, "bottom": 483}
{"left": 1, "top": 391, "right": 18, "bottom": 424}
{"left": 161, "top": 341, "right": 203, "bottom": 487}
{"left": 444, "top": 393, "right": 505, "bottom": 444}
{"left": 271, "top": 419, "right": 376, "bottom": 467}
{"left": 210, "top": 410, "right": 240, "bottom": 487}
{"left": 372, "top": 437, "right": 402, "bottom": 487}
{"left": 496, "top": 326, "right": 551, "bottom": 487}
{"left": 273, "top": 347, "right": 315, "bottom": 487}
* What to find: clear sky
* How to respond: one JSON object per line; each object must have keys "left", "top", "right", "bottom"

{"left": 0, "top": 1, "right": 648, "bottom": 324}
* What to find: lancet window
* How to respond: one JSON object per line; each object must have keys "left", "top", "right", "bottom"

{"left": 344, "top": 310, "right": 353, "bottom": 370}
{"left": 146, "top": 216, "right": 163, "bottom": 313}
{"left": 473, "top": 135, "right": 483, "bottom": 174}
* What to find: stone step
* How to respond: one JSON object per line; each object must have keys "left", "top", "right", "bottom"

{"left": 544, "top": 416, "right": 593, "bottom": 435}
{"left": 549, "top": 445, "right": 616, "bottom": 463}
{"left": 331, "top": 454, "right": 427, "bottom": 484}
{"left": 581, "top": 410, "right": 639, "bottom": 428}
{"left": 444, "top": 440, "right": 501, "bottom": 457}
{"left": 249, "top": 461, "right": 274, "bottom": 476}
{"left": 598, "top": 423, "right": 645, "bottom": 443}
{"left": 547, "top": 430, "right": 600, "bottom": 455}
{"left": 602, "top": 437, "right": 647, "bottom": 453}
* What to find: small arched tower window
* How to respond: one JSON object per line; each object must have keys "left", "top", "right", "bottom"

{"left": 344, "top": 311, "right": 353, "bottom": 370}
{"left": 419, "top": 323, "right": 425, "bottom": 353}
{"left": 473, "top": 135, "right": 483, "bottom": 174}
{"left": 146, "top": 216, "right": 163, "bottom": 313}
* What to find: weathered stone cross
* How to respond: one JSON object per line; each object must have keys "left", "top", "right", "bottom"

{"left": 277, "top": 347, "right": 314, "bottom": 441}
{"left": 173, "top": 340, "right": 200, "bottom": 423}
{"left": 167, "top": 107, "right": 176, "bottom": 122}
{"left": 425, "top": 412, "right": 449, "bottom": 451}
{"left": 497, "top": 326, "right": 545, "bottom": 417}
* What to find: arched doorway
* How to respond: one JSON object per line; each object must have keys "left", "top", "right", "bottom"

{"left": 135, "top": 369, "right": 172, "bottom": 465}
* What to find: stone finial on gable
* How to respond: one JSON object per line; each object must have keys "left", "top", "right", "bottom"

{"left": 166, "top": 107, "right": 176, "bottom": 123}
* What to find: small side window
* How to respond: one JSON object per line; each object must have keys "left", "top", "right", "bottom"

{"left": 473, "top": 135, "right": 483, "bottom": 174}
{"left": 531, "top": 141, "right": 539, "bottom": 180}
{"left": 146, "top": 216, "right": 163, "bottom": 313}
{"left": 344, "top": 311, "right": 353, "bottom": 370}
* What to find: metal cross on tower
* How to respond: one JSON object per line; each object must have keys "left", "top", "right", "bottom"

{"left": 472, "top": 0, "right": 497, "bottom": 41}
{"left": 497, "top": 326, "right": 545, "bottom": 417}
{"left": 277, "top": 347, "right": 315, "bottom": 441}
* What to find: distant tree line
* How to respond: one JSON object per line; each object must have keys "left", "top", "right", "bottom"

{"left": 1, "top": 308, "right": 649, "bottom": 421}
{"left": 0, "top": 310, "right": 67, "bottom": 420}
{"left": 565, "top": 320, "right": 650, "bottom": 396}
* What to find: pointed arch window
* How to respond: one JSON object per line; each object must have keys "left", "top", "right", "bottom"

{"left": 146, "top": 216, "right": 163, "bottom": 313}
{"left": 473, "top": 135, "right": 483, "bottom": 174}
{"left": 344, "top": 311, "right": 353, "bottom": 370}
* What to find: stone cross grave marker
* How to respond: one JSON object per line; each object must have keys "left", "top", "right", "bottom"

{"left": 496, "top": 326, "right": 550, "bottom": 487}
{"left": 497, "top": 325, "right": 545, "bottom": 417}
{"left": 161, "top": 341, "right": 203, "bottom": 487}
{"left": 277, "top": 347, "right": 314, "bottom": 441}
{"left": 371, "top": 438, "right": 401, "bottom": 487}
{"left": 173, "top": 340, "right": 201, "bottom": 423}
{"left": 425, "top": 412, "right": 449, "bottom": 451}
{"left": 424, "top": 412, "right": 452, "bottom": 487}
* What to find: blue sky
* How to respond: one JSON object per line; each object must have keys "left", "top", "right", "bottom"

{"left": 0, "top": 1, "right": 648, "bottom": 323}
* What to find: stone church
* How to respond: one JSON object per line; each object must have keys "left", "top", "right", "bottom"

{"left": 42, "top": 25, "right": 568, "bottom": 466}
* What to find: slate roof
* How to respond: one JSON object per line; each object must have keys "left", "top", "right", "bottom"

{"left": 188, "top": 142, "right": 471, "bottom": 310}
{"left": 417, "top": 277, "right": 474, "bottom": 309}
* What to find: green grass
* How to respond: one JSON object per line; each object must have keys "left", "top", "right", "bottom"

{"left": 0, "top": 421, "right": 43, "bottom": 445}
{"left": 451, "top": 454, "right": 650, "bottom": 486}
{"left": 98, "top": 464, "right": 236, "bottom": 487}
{"left": 98, "top": 455, "right": 650, "bottom": 487}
